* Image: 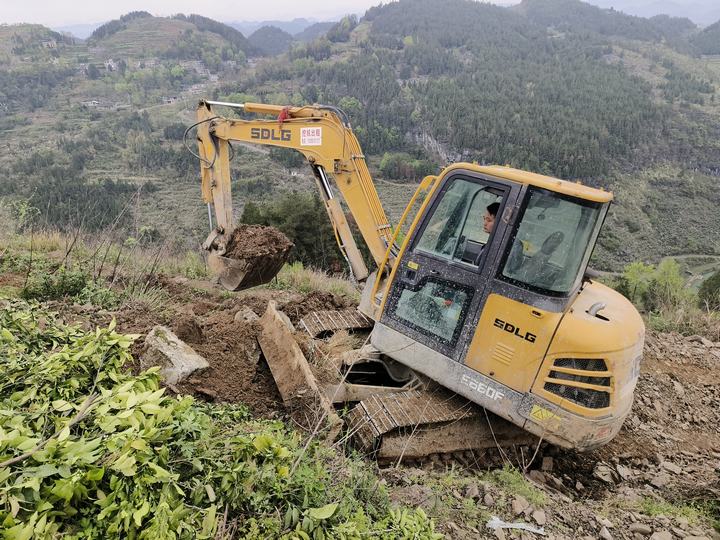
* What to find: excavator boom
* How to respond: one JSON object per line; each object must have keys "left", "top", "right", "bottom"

{"left": 195, "top": 100, "right": 398, "bottom": 287}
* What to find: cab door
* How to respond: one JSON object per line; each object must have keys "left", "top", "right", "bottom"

{"left": 381, "top": 171, "right": 514, "bottom": 361}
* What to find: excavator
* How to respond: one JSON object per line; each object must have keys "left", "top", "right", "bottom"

{"left": 190, "top": 99, "right": 645, "bottom": 461}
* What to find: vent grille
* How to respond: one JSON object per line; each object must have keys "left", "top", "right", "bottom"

{"left": 543, "top": 358, "right": 611, "bottom": 409}
{"left": 491, "top": 342, "right": 514, "bottom": 366}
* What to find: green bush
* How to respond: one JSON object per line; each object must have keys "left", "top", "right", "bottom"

{"left": 643, "top": 259, "right": 687, "bottom": 312}
{"left": 698, "top": 270, "right": 720, "bottom": 311}
{"left": 21, "top": 267, "right": 88, "bottom": 301}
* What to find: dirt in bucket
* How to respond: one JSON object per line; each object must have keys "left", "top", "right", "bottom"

{"left": 224, "top": 225, "right": 293, "bottom": 259}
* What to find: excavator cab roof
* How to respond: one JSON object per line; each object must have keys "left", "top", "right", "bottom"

{"left": 443, "top": 163, "right": 613, "bottom": 203}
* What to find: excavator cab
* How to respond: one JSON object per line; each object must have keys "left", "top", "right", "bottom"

{"left": 370, "top": 165, "right": 644, "bottom": 451}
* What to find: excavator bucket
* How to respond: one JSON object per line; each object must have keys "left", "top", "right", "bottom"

{"left": 206, "top": 225, "right": 294, "bottom": 292}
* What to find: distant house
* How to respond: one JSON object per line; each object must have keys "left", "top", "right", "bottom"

{"left": 41, "top": 39, "right": 57, "bottom": 49}
{"left": 163, "top": 96, "right": 179, "bottom": 104}
{"left": 81, "top": 100, "right": 100, "bottom": 107}
{"left": 180, "top": 60, "right": 207, "bottom": 74}
{"left": 186, "top": 83, "right": 207, "bottom": 95}
{"left": 136, "top": 58, "right": 159, "bottom": 69}
{"left": 104, "top": 59, "right": 118, "bottom": 72}
{"left": 701, "top": 54, "right": 720, "bottom": 62}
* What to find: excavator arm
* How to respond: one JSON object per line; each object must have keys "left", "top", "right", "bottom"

{"left": 195, "top": 100, "right": 396, "bottom": 282}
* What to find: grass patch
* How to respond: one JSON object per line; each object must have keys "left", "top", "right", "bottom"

{"left": 0, "top": 285, "right": 20, "bottom": 299}
{"left": 412, "top": 467, "right": 492, "bottom": 528}
{"left": 483, "top": 466, "right": 546, "bottom": 507}
{"left": 160, "top": 250, "right": 208, "bottom": 279}
{"left": 268, "top": 262, "right": 360, "bottom": 302}
{"left": 638, "top": 496, "right": 715, "bottom": 526}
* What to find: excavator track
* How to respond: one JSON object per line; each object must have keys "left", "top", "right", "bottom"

{"left": 346, "top": 388, "right": 537, "bottom": 465}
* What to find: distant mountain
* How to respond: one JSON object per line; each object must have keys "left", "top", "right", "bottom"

{"left": 52, "top": 23, "right": 101, "bottom": 40}
{"left": 514, "top": 0, "right": 696, "bottom": 43}
{"left": 87, "top": 12, "right": 258, "bottom": 59}
{"left": 582, "top": 0, "right": 720, "bottom": 26}
{"left": 294, "top": 22, "right": 336, "bottom": 42}
{"left": 248, "top": 26, "right": 294, "bottom": 56}
{"left": 228, "top": 18, "right": 319, "bottom": 37}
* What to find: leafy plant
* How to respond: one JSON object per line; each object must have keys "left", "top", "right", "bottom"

{"left": 21, "top": 267, "right": 88, "bottom": 301}
{"left": 0, "top": 302, "right": 440, "bottom": 539}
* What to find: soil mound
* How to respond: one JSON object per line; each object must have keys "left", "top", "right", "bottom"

{"left": 181, "top": 310, "right": 283, "bottom": 417}
{"left": 173, "top": 315, "right": 204, "bottom": 344}
{"left": 225, "top": 225, "right": 293, "bottom": 259}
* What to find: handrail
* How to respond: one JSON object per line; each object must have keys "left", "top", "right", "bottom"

{"left": 370, "top": 174, "right": 439, "bottom": 308}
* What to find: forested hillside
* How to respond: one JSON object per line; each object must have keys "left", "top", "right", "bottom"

{"left": 692, "top": 20, "right": 720, "bottom": 55}
{"left": 0, "top": 0, "right": 719, "bottom": 271}
{"left": 248, "top": 26, "right": 295, "bottom": 56}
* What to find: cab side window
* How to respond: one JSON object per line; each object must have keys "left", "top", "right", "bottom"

{"left": 415, "top": 178, "right": 502, "bottom": 266}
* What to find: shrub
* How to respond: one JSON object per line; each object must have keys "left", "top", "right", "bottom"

{"left": 698, "top": 270, "right": 720, "bottom": 311}
{"left": 21, "top": 267, "right": 88, "bottom": 301}
{"left": 642, "top": 259, "right": 688, "bottom": 312}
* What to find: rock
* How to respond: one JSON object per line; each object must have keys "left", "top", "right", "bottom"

{"left": 464, "top": 483, "right": 481, "bottom": 500}
{"left": 650, "top": 472, "right": 671, "bottom": 488}
{"left": 675, "top": 517, "right": 689, "bottom": 529}
{"left": 483, "top": 493, "right": 496, "bottom": 507}
{"left": 629, "top": 523, "right": 653, "bottom": 536}
{"left": 541, "top": 456, "right": 554, "bottom": 472}
{"left": 616, "top": 464, "right": 634, "bottom": 480}
{"left": 597, "top": 516, "right": 614, "bottom": 528}
{"left": 528, "top": 470, "right": 546, "bottom": 484}
{"left": 532, "top": 509, "right": 547, "bottom": 526}
{"left": 493, "top": 528, "right": 507, "bottom": 540}
{"left": 511, "top": 495, "right": 530, "bottom": 515}
{"left": 594, "top": 463, "right": 619, "bottom": 484}
{"left": 650, "top": 532, "right": 673, "bottom": 540}
{"left": 684, "top": 537, "right": 711, "bottom": 540}
{"left": 141, "top": 326, "right": 210, "bottom": 385}
{"left": 235, "top": 307, "right": 259, "bottom": 322}
{"left": 576, "top": 480, "right": 585, "bottom": 492}
{"left": 661, "top": 461, "right": 683, "bottom": 475}
{"left": 600, "top": 527, "right": 613, "bottom": 540}
{"left": 673, "top": 380, "right": 686, "bottom": 397}
{"left": 672, "top": 527, "right": 688, "bottom": 538}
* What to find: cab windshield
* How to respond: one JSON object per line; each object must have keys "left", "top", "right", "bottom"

{"left": 500, "top": 188, "right": 606, "bottom": 295}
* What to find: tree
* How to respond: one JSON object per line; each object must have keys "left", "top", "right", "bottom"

{"left": 240, "top": 192, "right": 343, "bottom": 271}
{"left": 86, "top": 64, "right": 100, "bottom": 80}
{"left": 615, "top": 261, "right": 655, "bottom": 305}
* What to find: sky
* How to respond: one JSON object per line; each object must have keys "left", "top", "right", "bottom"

{"left": 2, "top": 0, "right": 712, "bottom": 29}
{"left": 0, "top": 0, "right": 416, "bottom": 27}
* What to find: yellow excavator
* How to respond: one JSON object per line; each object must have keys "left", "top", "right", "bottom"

{"left": 191, "top": 99, "right": 645, "bottom": 459}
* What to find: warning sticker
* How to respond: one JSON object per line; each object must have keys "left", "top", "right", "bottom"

{"left": 530, "top": 405, "right": 561, "bottom": 424}
{"left": 301, "top": 127, "right": 322, "bottom": 146}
